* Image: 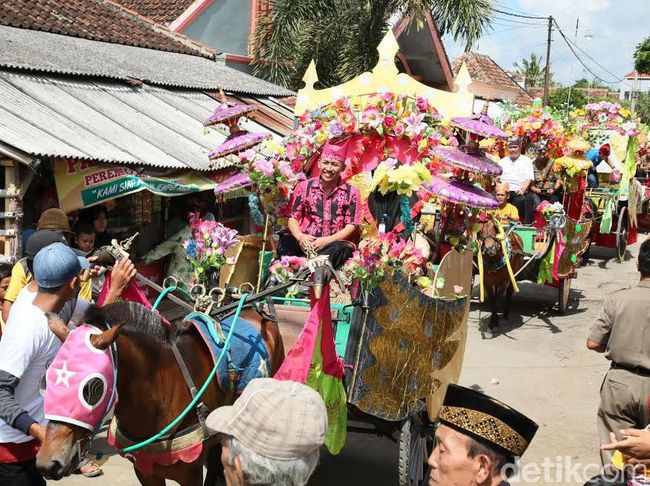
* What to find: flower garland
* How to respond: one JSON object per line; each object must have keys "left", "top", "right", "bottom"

{"left": 283, "top": 93, "right": 456, "bottom": 174}
{"left": 571, "top": 101, "right": 640, "bottom": 143}
{"left": 506, "top": 107, "right": 567, "bottom": 158}
{"left": 183, "top": 212, "right": 239, "bottom": 284}
{"left": 343, "top": 232, "right": 425, "bottom": 290}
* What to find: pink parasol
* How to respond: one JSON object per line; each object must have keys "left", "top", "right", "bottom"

{"left": 450, "top": 109, "right": 508, "bottom": 140}
{"left": 432, "top": 146, "right": 502, "bottom": 176}
{"left": 204, "top": 102, "right": 255, "bottom": 127}
{"left": 424, "top": 176, "right": 498, "bottom": 209}
{"left": 214, "top": 172, "right": 252, "bottom": 195}
{"left": 208, "top": 132, "right": 271, "bottom": 160}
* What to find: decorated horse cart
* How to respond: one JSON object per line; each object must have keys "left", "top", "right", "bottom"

{"left": 573, "top": 102, "right": 641, "bottom": 262}
{"left": 37, "top": 34, "right": 496, "bottom": 486}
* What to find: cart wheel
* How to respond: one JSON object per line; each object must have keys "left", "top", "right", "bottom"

{"left": 398, "top": 411, "right": 433, "bottom": 486}
{"left": 558, "top": 278, "right": 571, "bottom": 315}
{"left": 615, "top": 206, "right": 629, "bottom": 263}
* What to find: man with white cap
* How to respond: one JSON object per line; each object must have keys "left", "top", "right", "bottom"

{"left": 499, "top": 137, "right": 535, "bottom": 224}
{"left": 206, "top": 378, "right": 328, "bottom": 486}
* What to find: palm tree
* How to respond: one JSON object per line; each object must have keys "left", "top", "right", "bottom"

{"left": 513, "top": 53, "right": 546, "bottom": 89}
{"left": 251, "top": 0, "right": 494, "bottom": 90}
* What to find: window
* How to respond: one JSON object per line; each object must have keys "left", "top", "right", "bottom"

{"left": 624, "top": 91, "right": 630, "bottom": 100}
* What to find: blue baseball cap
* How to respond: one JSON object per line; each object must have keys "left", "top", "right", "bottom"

{"left": 33, "top": 242, "right": 90, "bottom": 289}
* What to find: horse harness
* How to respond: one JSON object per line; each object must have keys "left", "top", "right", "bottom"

{"left": 482, "top": 227, "right": 523, "bottom": 272}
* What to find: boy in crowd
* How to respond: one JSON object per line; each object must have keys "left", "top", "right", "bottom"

{"left": 72, "top": 222, "right": 95, "bottom": 255}
{"left": 493, "top": 182, "right": 520, "bottom": 225}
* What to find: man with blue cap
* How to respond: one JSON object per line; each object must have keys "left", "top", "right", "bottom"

{"left": 0, "top": 243, "right": 90, "bottom": 485}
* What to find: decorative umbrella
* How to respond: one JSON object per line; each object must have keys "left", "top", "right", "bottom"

{"left": 208, "top": 132, "right": 271, "bottom": 160}
{"left": 432, "top": 146, "right": 502, "bottom": 177}
{"left": 214, "top": 172, "right": 252, "bottom": 195}
{"left": 204, "top": 102, "right": 255, "bottom": 127}
{"left": 424, "top": 176, "right": 498, "bottom": 209}
{"left": 450, "top": 105, "right": 508, "bottom": 140}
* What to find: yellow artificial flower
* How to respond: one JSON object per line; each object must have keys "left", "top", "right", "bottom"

{"left": 418, "top": 139, "right": 429, "bottom": 151}
{"left": 416, "top": 276, "right": 432, "bottom": 289}
{"left": 413, "top": 162, "right": 432, "bottom": 184}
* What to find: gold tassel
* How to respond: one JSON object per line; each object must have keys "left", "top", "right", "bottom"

{"left": 476, "top": 239, "right": 485, "bottom": 302}
{"left": 495, "top": 220, "right": 520, "bottom": 293}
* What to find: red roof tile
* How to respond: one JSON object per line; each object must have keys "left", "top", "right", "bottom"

{"left": 117, "top": 0, "right": 194, "bottom": 24}
{"left": 453, "top": 52, "right": 533, "bottom": 107}
{"left": 624, "top": 70, "right": 650, "bottom": 79}
{"left": 0, "top": 0, "right": 215, "bottom": 58}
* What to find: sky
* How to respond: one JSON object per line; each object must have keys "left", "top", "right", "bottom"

{"left": 442, "top": 0, "right": 648, "bottom": 90}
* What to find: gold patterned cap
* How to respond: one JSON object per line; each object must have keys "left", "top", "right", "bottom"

{"left": 438, "top": 384, "right": 538, "bottom": 457}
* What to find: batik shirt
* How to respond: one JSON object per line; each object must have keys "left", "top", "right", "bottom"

{"left": 290, "top": 177, "right": 361, "bottom": 238}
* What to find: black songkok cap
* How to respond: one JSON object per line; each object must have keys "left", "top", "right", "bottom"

{"left": 438, "top": 384, "right": 538, "bottom": 458}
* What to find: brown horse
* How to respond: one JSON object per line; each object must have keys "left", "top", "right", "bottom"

{"left": 36, "top": 301, "right": 284, "bottom": 486}
{"left": 478, "top": 219, "right": 525, "bottom": 330}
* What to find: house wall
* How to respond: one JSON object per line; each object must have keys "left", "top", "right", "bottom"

{"left": 620, "top": 78, "right": 650, "bottom": 101}
{"left": 182, "top": 0, "right": 252, "bottom": 57}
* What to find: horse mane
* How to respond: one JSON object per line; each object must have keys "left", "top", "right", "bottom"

{"left": 81, "top": 302, "right": 190, "bottom": 344}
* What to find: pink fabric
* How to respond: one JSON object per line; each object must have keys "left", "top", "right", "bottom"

{"left": 44, "top": 325, "right": 116, "bottom": 431}
{"left": 96, "top": 271, "right": 152, "bottom": 308}
{"left": 552, "top": 230, "right": 566, "bottom": 281}
{"left": 275, "top": 285, "right": 344, "bottom": 381}
{"left": 107, "top": 425, "right": 203, "bottom": 477}
{"left": 289, "top": 177, "right": 361, "bottom": 239}
{"left": 321, "top": 141, "right": 346, "bottom": 163}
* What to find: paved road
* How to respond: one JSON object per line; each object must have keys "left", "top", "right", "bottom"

{"left": 59, "top": 242, "right": 641, "bottom": 485}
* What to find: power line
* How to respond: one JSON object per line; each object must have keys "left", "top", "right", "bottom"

{"left": 493, "top": 1, "right": 545, "bottom": 18}
{"left": 551, "top": 19, "right": 626, "bottom": 85}
{"left": 493, "top": 7, "right": 548, "bottom": 21}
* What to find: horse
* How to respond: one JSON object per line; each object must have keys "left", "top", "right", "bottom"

{"left": 478, "top": 218, "right": 525, "bottom": 330}
{"left": 36, "top": 300, "right": 284, "bottom": 486}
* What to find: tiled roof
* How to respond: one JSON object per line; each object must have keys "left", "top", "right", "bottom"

{"left": 0, "top": 0, "right": 214, "bottom": 58}
{"left": 453, "top": 52, "right": 533, "bottom": 107}
{"left": 624, "top": 70, "right": 650, "bottom": 79}
{"left": 117, "top": 0, "right": 194, "bottom": 24}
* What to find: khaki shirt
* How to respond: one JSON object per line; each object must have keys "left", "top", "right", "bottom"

{"left": 589, "top": 281, "right": 650, "bottom": 369}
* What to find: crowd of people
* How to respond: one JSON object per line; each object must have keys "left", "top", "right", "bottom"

{"left": 492, "top": 137, "right": 619, "bottom": 226}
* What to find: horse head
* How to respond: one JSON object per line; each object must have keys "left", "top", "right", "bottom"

{"left": 36, "top": 311, "right": 125, "bottom": 480}
{"left": 478, "top": 218, "right": 502, "bottom": 259}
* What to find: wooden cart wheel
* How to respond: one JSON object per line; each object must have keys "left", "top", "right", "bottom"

{"left": 398, "top": 410, "right": 433, "bottom": 486}
{"left": 558, "top": 278, "right": 571, "bottom": 315}
{"left": 615, "top": 206, "right": 629, "bottom": 263}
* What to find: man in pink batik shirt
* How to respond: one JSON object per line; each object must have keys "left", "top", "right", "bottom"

{"left": 278, "top": 141, "right": 361, "bottom": 269}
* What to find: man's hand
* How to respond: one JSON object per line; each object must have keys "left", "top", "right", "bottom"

{"left": 311, "top": 236, "right": 332, "bottom": 252}
{"left": 516, "top": 187, "right": 527, "bottom": 196}
{"left": 602, "top": 429, "right": 650, "bottom": 460}
{"left": 297, "top": 234, "right": 316, "bottom": 251}
{"left": 29, "top": 423, "right": 45, "bottom": 443}
{"left": 104, "top": 258, "right": 137, "bottom": 304}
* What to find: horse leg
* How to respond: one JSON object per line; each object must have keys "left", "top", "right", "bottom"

{"left": 503, "top": 284, "right": 513, "bottom": 321}
{"left": 487, "top": 286, "right": 499, "bottom": 330}
{"left": 204, "top": 444, "right": 226, "bottom": 486}
{"left": 134, "top": 468, "right": 165, "bottom": 486}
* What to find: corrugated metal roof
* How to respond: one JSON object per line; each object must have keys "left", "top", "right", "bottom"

{"left": 0, "top": 25, "right": 294, "bottom": 97}
{"left": 0, "top": 69, "right": 284, "bottom": 170}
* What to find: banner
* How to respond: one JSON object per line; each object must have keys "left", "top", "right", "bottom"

{"left": 54, "top": 161, "right": 216, "bottom": 213}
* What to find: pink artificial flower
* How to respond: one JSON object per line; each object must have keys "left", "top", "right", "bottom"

{"left": 252, "top": 158, "right": 275, "bottom": 176}
{"left": 393, "top": 122, "right": 405, "bottom": 137}
{"left": 453, "top": 285, "right": 464, "bottom": 294}
{"left": 416, "top": 97, "right": 429, "bottom": 112}
{"left": 381, "top": 92, "right": 395, "bottom": 103}
{"left": 277, "top": 160, "right": 294, "bottom": 179}
{"left": 362, "top": 106, "right": 384, "bottom": 129}
{"left": 384, "top": 115, "right": 396, "bottom": 128}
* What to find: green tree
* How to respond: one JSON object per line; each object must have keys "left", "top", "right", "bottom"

{"left": 251, "top": 0, "right": 493, "bottom": 90}
{"left": 634, "top": 36, "right": 650, "bottom": 74}
{"left": 548, "top": 86, "right": 587, "bottom": 111}
{"left": 513, "top": 52, "right": 546, "bottom": 89}
{"left": 637, "top": 93, "right": 650, "bottom": 125}
{"left": 573, "top": 77, "right": 606, "bottom": 89}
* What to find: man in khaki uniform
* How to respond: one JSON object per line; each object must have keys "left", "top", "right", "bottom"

{"left": 588, "top": 239, "right": 650, "bottom": 465}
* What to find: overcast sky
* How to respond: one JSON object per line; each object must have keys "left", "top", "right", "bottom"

{"left": 442, "top": 0, "right": 647, "bottom": 90}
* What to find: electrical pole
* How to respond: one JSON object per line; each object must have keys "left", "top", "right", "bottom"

{"left": 542, "top": 16, "right": 553, "bottom": 107}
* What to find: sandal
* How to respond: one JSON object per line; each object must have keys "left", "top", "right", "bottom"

{"left": 74, "top": 459, "right": 103, "bottom": 478}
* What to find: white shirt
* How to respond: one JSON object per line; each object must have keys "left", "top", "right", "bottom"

{"left": 0, "top": 289, "right": 90, "bottom": 443}
{"left": 499, "top": 154, "right": 534, "bottom": 192}
{"left": 0, "top": 301, "right": 60, "bottom": 442}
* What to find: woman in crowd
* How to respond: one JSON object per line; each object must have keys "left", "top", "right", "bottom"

{"left": 78, "top": 205, "right": 112, "bottom": 248}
